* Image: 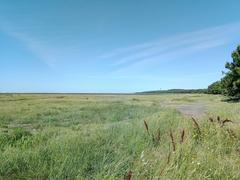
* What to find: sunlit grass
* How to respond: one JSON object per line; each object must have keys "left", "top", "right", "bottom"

{"left": 0, "top": 94, "right": 239, "bottom": 179}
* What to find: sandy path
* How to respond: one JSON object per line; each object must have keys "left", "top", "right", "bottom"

{"left": 174, "top": 103, "right": 206, "bottom": 117}
{"left": 164, "top": 103, "right": 206, "bottom": 118}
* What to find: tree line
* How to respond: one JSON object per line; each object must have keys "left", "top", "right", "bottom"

{"left": 138, "top": 89, "right": 207, "bottom": 94}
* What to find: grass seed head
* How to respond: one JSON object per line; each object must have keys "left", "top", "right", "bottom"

{"left": 170, "top": 130, "right": 176, "bottom": 152}
{"left": 144, "top": 120, "right": 149, "bottom": 135}
{"left": 156, "top": 128, "right": 161, "bottom": 142}
{"left": 124, "top": 171, "right": 133, "bottom": 180}
{"left": 180, "top": 129, "right": 185, "bottom": 143}
{"left": 222, "top": 119, "right": 233, "bottom": 126}
{"left": 227, "top": 129, "right": 237, "bottom": 139}
{"left": 208, "top": 117, "right": 214, "bottom": 123}
{"left": 191, "top": 117, "right": 201, "bottom": 135}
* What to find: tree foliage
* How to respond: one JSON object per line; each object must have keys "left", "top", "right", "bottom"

{"left": 221, "top": 45, "right": 240, "bottom": 97}
{"left": 207, "top": 81, "right": 222, "bottom": 94}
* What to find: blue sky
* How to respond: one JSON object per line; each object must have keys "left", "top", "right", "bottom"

{"left": 1, "top": 0, "right": 240, "bottom": 93}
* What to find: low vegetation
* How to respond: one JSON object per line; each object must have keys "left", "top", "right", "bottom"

{"left": 0, "top": 94, "right": 239, "bottom": 179}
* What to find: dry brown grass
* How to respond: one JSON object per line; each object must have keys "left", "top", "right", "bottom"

{"left": 124, "top": 171, "right": 132, "bottom": 180}
{"left": 180, "top": 129, "right": 185, "bottom": 143}
{"left": 169, "top": 130, "right": 176, "bottom": 152}
{"left": 144, "top": 120, "right": 149, "bottom": 135}
{"left": 191, "top": 117, "right": 201, "bottom": 135}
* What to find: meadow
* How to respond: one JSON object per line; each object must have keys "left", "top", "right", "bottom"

{"left": 0, "top": 93, "right": 240, "bottom": 179}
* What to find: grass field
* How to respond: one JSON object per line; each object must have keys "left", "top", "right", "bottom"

{"left": 0, "top": 93, "right": 240, "bottom": 179}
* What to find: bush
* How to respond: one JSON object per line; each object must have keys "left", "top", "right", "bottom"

{"left": 208, "top": 81, "right": 223, "bottom": 94}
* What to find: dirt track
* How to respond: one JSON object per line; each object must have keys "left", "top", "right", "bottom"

{"left": 169, "top": 103, "right": 206, "bottom": 118}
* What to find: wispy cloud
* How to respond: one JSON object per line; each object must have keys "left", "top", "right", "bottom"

{"left": 0, "top": 21, "right": 80, "bottom": 68}
{"left": 1, "top": 20, "right": 240, "bottom": 75}
{"left": 0, "top": 22, "right": 54, "bottom": 67}
{"left": 100, "top": 22, "right": 240, "bottom": 72}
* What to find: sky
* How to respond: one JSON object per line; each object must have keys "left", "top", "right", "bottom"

{"left": 1, "top": 0, "right": 240, "bottom": 93}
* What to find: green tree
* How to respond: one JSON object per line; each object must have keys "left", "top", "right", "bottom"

{"left": 208, "top": 81, "right": 222, "bottom": 94}
{"left": 221, "top": 45, "right": 240, "bottom": 97}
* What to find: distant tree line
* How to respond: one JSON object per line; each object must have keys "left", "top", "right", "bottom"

{"left": 138, "top": 89, "right": 207, "bottom": 94}
{"left": 139, "top": 45, "right": 240, "bottom": 98}
{"left": 207, "top": 45, "right": 240, "bottom": 98}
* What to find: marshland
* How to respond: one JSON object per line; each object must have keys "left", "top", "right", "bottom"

{"left": 0, "top": 93, "right": 239, "bottom": 179}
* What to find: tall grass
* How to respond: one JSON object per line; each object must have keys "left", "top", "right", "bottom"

{"left": 0, "top": 94, "right": 239, "bottom": 179}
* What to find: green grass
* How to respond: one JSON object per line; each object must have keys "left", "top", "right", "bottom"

{"left": 0, "top": 94, "right": 239, "bottom": 179}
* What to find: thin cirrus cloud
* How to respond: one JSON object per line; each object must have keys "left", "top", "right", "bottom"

{"left": 0, "top": 22, "right": 54, "bottom": 67}
{"left": 100, "top": 22, "right": 240, "bottom": 72}
{"left": 0, "top": 21, "right": 79, "bottom": 68}
{"left": 1, "top": 20, "right": 240, "bottom": 74}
